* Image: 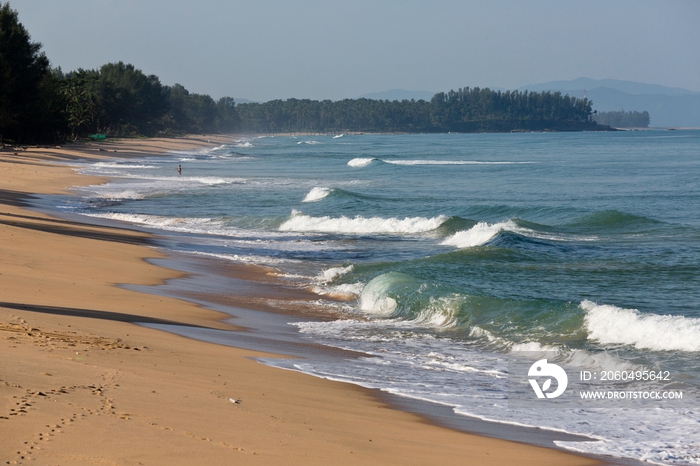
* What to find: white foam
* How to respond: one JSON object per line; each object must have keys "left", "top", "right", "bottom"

{"left": 82, "top": 212, "right": 234, "bottom": 236}
{"left": 170, "top": 144, "right": 228, "bottom": 156}
{"left": 302, "top": 187, "right": 332, "bottom": 203}
{"left": 236, "top": 141, "right": 253, "bottom": 148}
{"left": 358, "top": 274, "right": 396, "bottom": 317}
{"left": 441, "top": 220, "right": 518, "bottom": 248}
{"left": 91, "top": 162, "right": 157, "bottom": 169}
{"left": 510, "top": 341, "right": 560, "bottom": 353}
{"left": 582, "top": 300, "right": 700, "bottom": 352}
{"left": 279, "top": 211, "right": 448, "bottom": 234}
{"left": 188, "top": 250, "right": 294, "bottom": 266}
{"left": 311, "top": 282, "right": 364, "bottom": 301}
{"left": 347, "top": 157, "right": 376, "bottom": 167}
{"left": 383, "top": 160, "right": 534, "bottom": 165}
{"left": 316, "top": 265, "right": 354, "bottom": 283}
{"left": 333, "top": 134, "right": 344, "bottom": 138}
{"left": 91, "top": 189, "right": 146, "bottom": 200}
{"left": 410, "top": 295, "right": 462, "bottom": 328}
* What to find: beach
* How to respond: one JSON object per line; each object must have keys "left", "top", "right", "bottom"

{"left": 0, "top": 137, "right": 601, "bottom": 465}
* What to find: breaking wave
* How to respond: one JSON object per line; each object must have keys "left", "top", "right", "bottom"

{"left": 347, "top": 157, "right": 376, "bottom": 167}
{"left": 302, "top": 187, "right": 332, "bottom": 202}
{"left": 441, "top": 220, "right": 519, "bottom": 248}
{"left": 582, "top": 300, "right": 700, "bottom": 352}
{"left": 279, "top": 210, "right": 448, "bottom": 234}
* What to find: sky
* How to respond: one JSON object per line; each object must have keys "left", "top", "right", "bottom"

{"left": 9, "top": 0, "right": 700, "bottom": 102}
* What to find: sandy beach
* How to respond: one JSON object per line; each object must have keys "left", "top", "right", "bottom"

{"left": 0, "top": 136, "right": 602, "bottom": 465}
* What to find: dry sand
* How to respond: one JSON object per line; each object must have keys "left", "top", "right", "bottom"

{"left": 0, "top": 136, "right": 601, "bottom": 465}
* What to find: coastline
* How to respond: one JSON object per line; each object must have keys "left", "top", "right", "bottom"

{"left": 1, "top": 136, "right": 603, "bottom": 465}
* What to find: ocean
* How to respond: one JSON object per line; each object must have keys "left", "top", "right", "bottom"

{"left": 59, "top": 131, "right": 700, "bottom": 464}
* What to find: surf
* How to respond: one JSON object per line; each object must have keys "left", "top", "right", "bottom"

{"left": 279, "top": 210, "right": 449, "bottom": 234}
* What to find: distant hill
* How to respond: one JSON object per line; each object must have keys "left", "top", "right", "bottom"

{"left": 519, "top": 78, "right": 700, "bottom": 127}
{"left": 357, "top": 89, "right": 435, "bottom": 101}
{"left": 520, "top": 78, "right": 699, "bottom": 97}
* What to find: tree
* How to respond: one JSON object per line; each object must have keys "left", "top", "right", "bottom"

{"left": 95, "top": 62, "right": 168, "bottom": 135}
{"left": 215, "top": 96, "right": 238, "bottom": 132}
{"left": 0, "top": 2, "right": 56, "bottom": 143}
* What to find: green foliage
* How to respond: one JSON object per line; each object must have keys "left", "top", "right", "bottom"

{"left": 61, "top": 68, "right": 237, "bottom": 138}
{"left": 593, "top": 110, "right": 650, "bottom": 128}
{"left": 0, "top": 2, "right": 65, "bottom": 143}
{"left": 235, "top": 88, "right": 600, "bottom": 133}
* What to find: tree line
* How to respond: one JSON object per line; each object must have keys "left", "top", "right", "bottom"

{"left": 234, "top": 87, "right": 602, "bottom": 134}
{"left": 592, "top": 110, "right": 650, "bottom": 128}
{"left": 0, "top": 3, "right": 237, "bottom": 144}
{"left": 1, "top": 2, "right": 609, "bottom": 144}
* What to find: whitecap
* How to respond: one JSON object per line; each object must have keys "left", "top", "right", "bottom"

{"left": 316, "top": 265, "right": 354, "bottom": 283}
{"left": 441, "top": 220, "right": 518, "bottom": 248}
{"left": 384, "top": 160, "right": 534, "bottom": 165}
{"left": 347, "top": 157, "right": 376, "bottom": 167}
{"left": 302, "top": 187, "right": 332, "bottom": 203}
{"left": 279, "top": 210, "right": 448, "bottom": 234}
{"left": 582, "top": 300, "right": 700, "bottom": 351}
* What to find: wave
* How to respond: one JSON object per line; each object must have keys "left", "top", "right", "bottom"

{"left": 359, "top": 272, "right": 418, "bottom": 317}
{"left": 567, "top": 210, "right": 662, "bottom": 233}
{"left": 582, "top": 300, "right": 700, "bottom": 351}
{"left": 297, "top": 140, "right": 321, "bottom": 145}
{"left": 347, "top": 158, "right": 533, "bottom": 168}
{"left": 440, "top": 218, "right": 598, "bottom": 247}
{"left": 235, "top": 141, "right": 254, "bottom": 148}
{"left": 358, "top": 273, "right": 461, "bottom": 328}
{"left": 302, "top": 187, "right": 332, "bottom": 203}
{"left": 347, "top": 157, "right": 376, "bottom": 167}
{"left": 316, "top": 265, "right": 354, "bottom": 283}
{"left": 188, "top": 250, "right": 294, "bottom": 266}
{"left": 333, "top": 134, "right": 344, "bottom": 138}
{"left": 117, "top": 174, "right": 245, "bottom": 186}
{"left": 383, "top": 160, "right": 534, "bottom": 166}
{"left": 441, "top": 220, "right": 519, "bottom": 248}
{"left": 91, "top": 162, "right": 157, "bottom": 169}
{"left": 82, "top": 212, "right": 235, "bottom": 236}
{"left": 170, "top": 144, "right": 229, "bottom": 156}
{"left": 311, "top": 282, "right": 364, "bottom": 301}
{"left": 279, "top": 210, "right": 448, "bottom": 234}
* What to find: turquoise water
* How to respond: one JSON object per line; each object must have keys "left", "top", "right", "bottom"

{"left": 68, "top": 131, "right": 700, "bottom": 464}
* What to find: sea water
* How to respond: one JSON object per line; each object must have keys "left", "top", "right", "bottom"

{"left": 62, "top": 131, "right": 700, "bottom": 464}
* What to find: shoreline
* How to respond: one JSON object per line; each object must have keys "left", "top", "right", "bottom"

{"left": 1, "top": 136, "right": 606, "bottom": 464}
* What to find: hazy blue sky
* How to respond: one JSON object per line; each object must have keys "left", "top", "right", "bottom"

{"left": 10, "top": 0, "right": 700, "bottom": 101}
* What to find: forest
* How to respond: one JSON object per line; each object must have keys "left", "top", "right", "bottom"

{"left": 593, "top": 110, "right": 650, "bottom": 128}
{"left": 1, "top": 2, "right": 609, "bottom": 144}
{"left": 0, "top": 3, "right": 237, "bottom": 143}
{"left": 235, "top": 88, "right": 602, "bottom": 134}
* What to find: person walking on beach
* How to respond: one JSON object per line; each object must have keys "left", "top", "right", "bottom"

{"left": 178, "top": 164, "right": 182, "bottom": 175}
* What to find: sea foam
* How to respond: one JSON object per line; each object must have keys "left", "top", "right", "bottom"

{"left": 302, "top": 187, "right": 332, "bottom": 202}
{"left": 347, "top": 157, "right": 376, "bottom": 167}
{"left": 279, "top": 210, "right": 448, "bottom": 234}
{"left": 383, "top": 160, "right": 533, "bottom": 165}
{"left": 582, "top": 300, "right": 700, "bottom": 351}
{"left": 316, "top": 265, "right": 354, "bottom": 283}
{"left": 441, "top": 220, "right": 518, "bottom": 248}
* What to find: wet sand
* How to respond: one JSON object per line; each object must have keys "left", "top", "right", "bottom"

{"left": 0, "top": 136, "right": 603, "bottom": 465}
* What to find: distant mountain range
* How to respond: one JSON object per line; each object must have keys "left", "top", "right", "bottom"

{"left": 518, "top": 78, "right": 700, "bottom": 127}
